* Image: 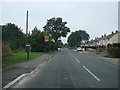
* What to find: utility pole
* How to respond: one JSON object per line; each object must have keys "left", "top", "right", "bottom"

{"left": 26, "top": 11, "right": 28, "bottom": 44}
{"left": 26, "top": 11, "right": 30, "bottom": 59}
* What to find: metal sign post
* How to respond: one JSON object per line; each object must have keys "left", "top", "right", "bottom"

{"left": 26, "top": 44, "right": 31, "bottom": 59}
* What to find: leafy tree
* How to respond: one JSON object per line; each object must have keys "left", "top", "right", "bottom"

{"left": 67, "top": 32, "right": 77, "bottom": 47}
{"left": 31, "top": 26, "right": 41, "bottom": 35}
{"left": 67, "top": 30, "right": 90, "bottom": 48}
{"left": 57, "top": 40, "right": 63, "bottom": 48}
{"left": 28, "top": 27, "right": 57, "bottom": 52}
{"left": 28, "top": 27, "right": 44, "bottom": 52}
{"left": 43, "top": 17, "right": 70, "bottom": 42}
{"left": 2, "top": 23, "right": 26, "bottom": 50}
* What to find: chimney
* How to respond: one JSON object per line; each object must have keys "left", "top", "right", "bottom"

{"left": 111, "top": 31, "right": 114, "bottom": 34}
{"left": 104, "top": 34, "right": 106, "bottom": 36}
{"left": 116, "top": 30, "right": 118, "bottom": 33}
{"left": 102, "top": 35, "right": 103, "bottom": 37}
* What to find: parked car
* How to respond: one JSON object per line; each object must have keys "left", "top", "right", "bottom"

{"left": 77, "top": 47, "right": 82, "bottom": 51}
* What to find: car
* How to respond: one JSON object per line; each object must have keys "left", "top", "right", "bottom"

{"left": 57, "top": 48, "right": 61, "bottom": 50}
{"left": 77, "top": 47, "right": 82, "bottom": 51}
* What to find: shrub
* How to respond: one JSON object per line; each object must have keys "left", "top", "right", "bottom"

{"left": 113, "top": 43, "right": 120, "bottom": 48}
{"left": 107, "top": 47, "right": 120, "bottom": 58}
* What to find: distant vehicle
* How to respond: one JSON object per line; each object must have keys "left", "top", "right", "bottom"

{"left": 77, "top": 47, "right": 82, "bottom": 51}
{"left": 58, "top": 48, "right": 61, "bottom": 50}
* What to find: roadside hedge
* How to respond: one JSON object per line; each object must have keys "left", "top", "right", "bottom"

{"left": 107, "top": 47, "right": 120, "bottom": 58}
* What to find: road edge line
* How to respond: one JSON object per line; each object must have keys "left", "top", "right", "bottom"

{"left": 2, "top": 74, "right": 27, "bottom": 90}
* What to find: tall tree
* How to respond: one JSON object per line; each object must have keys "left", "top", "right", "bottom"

{"left": 28, "top": 27, "right": 44, "bottom": 52}
{"left": 31, "top": 26, "right": 41, "bottom": 35}
{"left": 67, "top": 30, "right": 90, "bottom": 47}
{"left": 43, "top": 17, "right": 70, "bottom": 42}
{"left": 2, "top": 23, "right": 26, "bottom": 50}
{"left": 28, "top": 27, "right": 57, "bottom": 52}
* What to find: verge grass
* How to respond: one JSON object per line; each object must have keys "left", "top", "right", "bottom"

{"left": 104, "top": 55, "right": 118, "bottom": 58}
{"left": 2, "top": 51, "right": 44, "bottom": 69}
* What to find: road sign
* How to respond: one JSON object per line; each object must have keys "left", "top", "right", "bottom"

{"left": 44, "top": 36, "right": 49, "bottom": 42}
{"left": 25, "top": 44, "right": 31, "bottom": 59}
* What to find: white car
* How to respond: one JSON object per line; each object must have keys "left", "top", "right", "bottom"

{"left": 58, "top": 48, "right": 61, "bottom": 50}
{"left": 77, "top": 47, "right": 82, "bottom": 51}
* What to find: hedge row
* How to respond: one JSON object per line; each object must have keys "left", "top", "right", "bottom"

{"left": 107, "top": 47, "right": 120, "bottom": 58}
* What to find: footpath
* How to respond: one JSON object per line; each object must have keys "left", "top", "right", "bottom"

{"left": 83, "top": 51, "right": 120, "bottom": 66}
{"left": 2, "top": 52, "right": 56, "bottom": 88}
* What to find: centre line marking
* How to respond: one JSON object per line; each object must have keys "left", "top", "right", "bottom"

{"left": 75, "top": 58, "right": 80, "bottom": 63}
{"left": 83, "top": 66, "right": 100, "bottom": 81}
{"left": 69, "top": 53, "right": 80, "bottom": 63}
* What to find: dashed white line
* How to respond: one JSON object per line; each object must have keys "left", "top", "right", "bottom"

{"left": 68, "top": 53, "right": 100, "bottom": 82}
{"left": 69, "top": 53, "right": 80, "bottom": 63}
{"left": 69, "top": 53, "right": 100, "bottom": 82}
{"left": 75, "top": 58, "right": 80, "bottom": 63}
{"left": 83, "top": 66, "right": 101, "bottom": 81}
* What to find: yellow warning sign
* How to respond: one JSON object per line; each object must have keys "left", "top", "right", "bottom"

{"left": 44, "top": 36, "right": 49, "bottom": 42}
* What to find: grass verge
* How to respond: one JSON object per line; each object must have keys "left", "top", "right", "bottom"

{"left": 2, "top": 51, "right": 44, "bottom": 69}
{"left": 104, "top": 55, "right": 118, "bottom": 58}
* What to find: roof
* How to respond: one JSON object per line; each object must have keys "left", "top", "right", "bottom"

{"left": 88, "top": 31, "right": 120, "bottom": 43}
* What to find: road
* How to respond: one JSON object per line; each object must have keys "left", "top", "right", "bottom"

{"left": 13, "top": 48, "right": 118, "bottom": 88}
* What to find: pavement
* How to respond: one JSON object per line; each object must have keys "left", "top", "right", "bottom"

{"left": 12, "top": 48, "right": 118, "bottom": 88}
{"left": 2, "top": 52, "right": 56, "bottom": 88}
{"left": 82, "top": 51, "right": 120, "bottom": 66}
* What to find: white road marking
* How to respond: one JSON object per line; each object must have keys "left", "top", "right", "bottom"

{"left": 69, "top": 53, "right": 100, "bottom": 82}
{"left": 83, "top": 66, "right": 101, "bottom": 81}
{"left": 75, "top": 58, "right": 80, "bottom": 63}
{"left": 69, "top": 53, "right": 80, "bottom": 63}
{"left": 64, "top": 77, "right": 68, "bottom": 80}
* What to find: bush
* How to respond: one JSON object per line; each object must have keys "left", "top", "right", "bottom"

{"left": 107, "top": 47, "right": 120, "bottom": 58}
{"left": 113, "top": 43, "right": 120, "bottom": 48}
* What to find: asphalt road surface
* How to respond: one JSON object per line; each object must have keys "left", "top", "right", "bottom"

{"left": 13, "top": 48, "right": 118, "bottom": 88}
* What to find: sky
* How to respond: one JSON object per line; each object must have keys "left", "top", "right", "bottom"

{"left": 0, "top": 0, "right": 118, "bottom": 44}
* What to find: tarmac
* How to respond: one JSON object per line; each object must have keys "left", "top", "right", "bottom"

{"left": 83, "top": 51, "right": 120, "bottom": 66}
{"left": 2, "top": 50, "right": 119, "bottom": 89}
{"left": 2, "top": 52, "right": 56, "bottom": 88}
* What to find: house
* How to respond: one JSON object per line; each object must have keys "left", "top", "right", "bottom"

{"left": 110, "top": 31, "right": 120, "bottom": 44}
{"left": 94, "top": 31, "right": 120, "bottom": 47}
{"left": 84, "top": 30, "right": 120, "bottom": 52}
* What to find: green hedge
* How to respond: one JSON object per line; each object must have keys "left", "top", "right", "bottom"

{"left": 113, "top": 43, "right": 120, "bottom": 48}
{"left": 107, "top": 47, "right": 120, "bottom": 58}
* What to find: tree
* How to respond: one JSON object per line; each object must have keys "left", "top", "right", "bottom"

{"left": 67, "top": 30, "right": 90, "bottom": 48}
{"left": 28, "top": 27, "right": 57, "bottom": 52}
{"left": 2, "top": 23, "right": 26, "bottom": 50}
{"left": 31, "top": 26, "right": 40, "bottom": 35}
{"left": 28, "top": 27, "right": 44, "bottom": 52}
{"left": 43, "top": 17, "right": 70, "bottom": 42}
{"left": 67, "top": 32, "right": 77, "bottom": 47}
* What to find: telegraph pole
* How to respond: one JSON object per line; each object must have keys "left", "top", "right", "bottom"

{"left": 26, "top": 11, "right": 30, "bottom": 59}
{"left": 26, "top": 11, "right": 28, "bottom": 43}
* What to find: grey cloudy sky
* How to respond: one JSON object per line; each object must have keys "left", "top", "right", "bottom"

{"left": 1, "top": 1, "right": 118, "bottom": 44}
